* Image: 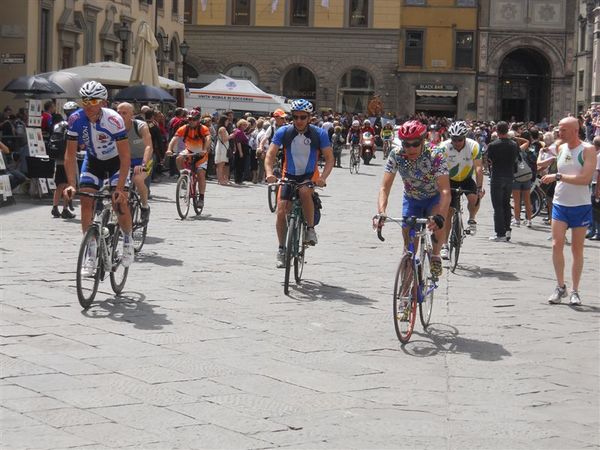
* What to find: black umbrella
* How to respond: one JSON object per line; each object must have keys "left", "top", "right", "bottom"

{"left": 3, "top": 75, "right": 65, "bottom": 95}
{"left": 114, "top": 85, "right": 176, "bottom": 103}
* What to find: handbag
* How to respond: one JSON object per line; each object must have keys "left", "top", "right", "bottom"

{"left": 513, "top": 151, "right": 532, "bottom": 183}
{"left": 26, "top": 156, "right": 56, "bottom": 178}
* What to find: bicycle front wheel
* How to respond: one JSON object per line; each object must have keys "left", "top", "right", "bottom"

{"left": 530, "top": 187, "right": 543, "bottom": 219}
{"left": 419, "top": 249, "right": 435, "bottom": 329}
{"left": 449, "top": 213, "right": 461, "bottom": 273}
{"left": 130, "top": 193, "right": 148, "bottom": 253}
{"left": 283, "top": 217, "right": 296, "bottom": 295}
{"left": 76, "top": 226, "right": 101, "bottom": 309}
{"left": 175, "top": 175, "right": 191, "bottom": 219}
{"left": 393, "top": 255, "right": 417, "bottom": 344}
{"left": 109, "top": 225, "right": 129, "bottom": 294}
{"left": 268, "top": 184, "right": 278, "bottom": 213}
{"left": 294, "top": 222, "right": 306, "bottom": 283}
{"left": 349, "top": 153, "right": 355, "bottom": 174}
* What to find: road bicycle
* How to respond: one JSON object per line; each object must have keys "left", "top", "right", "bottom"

{"left": 267, "top": 160, "right": 282, "bottom": 213}
{"left": 375, "top": 215, "right": 438, "bottom": 344}
{"left": 175, "top": 153, "right": 204, "bottom": 219}
{"left": 128, "top": 168, "right": 149, "bottom": 253}
{"left": 448, "top": 187, "right": 476, "bottom": 273}
{"left": 270, "top": 179, "right": 314, "bottom": 295}
{"left": 382, "top": 139, "right": 393, "bottom": 159}
{"left": 529, "top": 177, "right": 548, "bottom": 219}
{"left": 349, "top": 144, "right": 360, "bottom": 174}
{"left": 76, "top": 188, "right": 129, "bottom": 309}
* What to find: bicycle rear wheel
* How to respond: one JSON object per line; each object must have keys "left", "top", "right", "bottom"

{"left": 129, "top": 193, "right": 147, "bottom": 253}
{"left": 448, "top": 212, "right": 461, "bottom": 273}
{"left": 76, "top": 226, "right": 101, "bottom": 309}
{"left": 284, "top": 217, "right": 296, "bottom": 295}
{"left": 530, "top": 187, "right": 543, "bottom": 219}
{"left": 175, "top": 174, "right": 191, "bottom": 219}
{"left": 268, "top": 184, "right": 278, "bottom": 213}
{"left": 109, "top": 225, "right": 129, "bottom": 294}
{"left": 192, "top": 185, "right": 203, "bottom": 215}
{"left": 294, "top": 222, "right": 306, "bottom": 283}
{"left": 393, "top": 255, "right": 417, "bottom": 344}
{"left": 419, "top": 249, "right": 435, "bottom": 329}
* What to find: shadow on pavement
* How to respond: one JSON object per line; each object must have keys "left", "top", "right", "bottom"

{"left": 402, "top": 323, "right": 512, "bottom": 361}
{"left": 143, "top": 236, "right": 166, "bottom": 245}
{"left": 134, "top": 251, "right": 183, "bottom": 266}
{"left": 553, "top": 303, "right": 600, "bottom": 313}
{"left": 82, "top": 291, "right": 172, "bottom": 330}
{"left": 508, "top": 240, "right": 552, "bottom": 250}
{"left": 288, "top": 279, "right": 377, "bottom": 306}
{"left": 191, "top": 214, "right": 232, "bottom": 222}
{"left": 454, "top": 264, "right": 520, "bottom": 281}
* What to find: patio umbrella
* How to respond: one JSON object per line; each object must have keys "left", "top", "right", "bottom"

{"left": 129, "top": 22, "right": 160, "bottom": 87}
{"left": 3, "top": 75, "right": 65, "bottom": 95}
{"left": 114, "top": 85, "right": 176, "bottom": 103}
{"left": 38, "top": 71, "right": 85, "bottom": 99}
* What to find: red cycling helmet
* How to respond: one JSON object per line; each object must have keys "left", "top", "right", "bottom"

{"left": 188, "top": 109, "right": 201, "bottom": 120}
{"left": 398, "top": 120, "right": 427, "bottom": 140}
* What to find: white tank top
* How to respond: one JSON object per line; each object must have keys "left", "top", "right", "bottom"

{"left": 553, "top": 143, "right": 591, "bottom": 207}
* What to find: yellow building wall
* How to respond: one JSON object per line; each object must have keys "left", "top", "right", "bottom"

{"left": 314, "top": 0, "right": 344, "bottom": 28}
{"left": 373, "top": 0, "right": 401, "bottom": 29}
{"left": 197, "top": 0, "right": 227, "bottom": 25}
{"left": 401, "top": 7, "right": 477, "bottom": 29}
{"left": 255, "top": 0, "right": 285, "bottom": 26}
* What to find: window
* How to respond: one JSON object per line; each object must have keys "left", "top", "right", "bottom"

{"left": 405, "top": 30, "right": 423, "bottom": 66}
{"left": 456, "top": 0, "right": 475, "bottom": 6}
{"left": 61, "top": 47, "right": 73, "bottom": 69}
{"left": 290, "top": 0, "right": 309, "bottom": 26}
{"left": 349, "top": 0, "right": 368, "bottom": 27}
{"left": 405, "top": 0, "right": 425, "bottom": 5}
{"left": 184, "top": 0, "right": 193, "bottom": 23}
{"left": 337, "top": 68, "right": 375, "bottom": 112}
{"left": 232, "top": 0, "right": 250, "bottom": 25}
{"left": 580, "top": 20, "right": 586, "bottom": 52}
{"left": 172, "top": 0, "right": 178, "bottom": 14}
{"left": 579, "top": 70, "right": 584, "bottom": 91}
{"left": 455, "top": 31, "right": 474, "bottom": 69}
{"left": 156, "top": 0, "right": 164, "bottom": 9}
{"left": 40, "top": 7, "right": 50, "bottom": 72}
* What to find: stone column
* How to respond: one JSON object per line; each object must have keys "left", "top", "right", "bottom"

{"left": 592, "top": 5, "right": 600, "bottom": 105}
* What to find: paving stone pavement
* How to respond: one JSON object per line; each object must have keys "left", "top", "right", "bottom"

{"left": 1, "top": 150, "right": 599, "bottom": 449}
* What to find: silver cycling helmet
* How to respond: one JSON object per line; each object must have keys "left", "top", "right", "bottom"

{"left": 448, "top": 121, "right": 469, "bottom": 138}
{"left": 79, "top": 80, "right": 108, "bottom": 100}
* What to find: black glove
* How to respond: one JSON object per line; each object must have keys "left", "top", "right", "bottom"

{"left": 431, "top": 214, "right": 445, "bottom": 229}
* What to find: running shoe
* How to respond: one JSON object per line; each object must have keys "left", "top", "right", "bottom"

{"left": 525, "top": 219, "right": 532, "bottom": 228}
{"left": 468, "top": 219, "right": 477, "bottom": 235}
{"left": 305, "top": 228, "right": 318, "bottom": 246}
{"left": 548, "top": 285, "right": 567, "bottom": 304}
{"left": 569, "top": 291, "right": 582, "bottom": 305}
{"left": 61, "top": 209, "right": 75, "bottom": 219}
{"left": 511, "top": 218, "right": 521, "bottom": 227}
{"left": 488, "top": 235, "right": 507, "bottom": 242}
{"left": 276, "top": 248, "right": 285, "bottom": 268}
{"left": 440, "top": 245, "right": 449, "bottom": 260}
{"left": 51, "top": 206, "right": 60, "bottom": 218}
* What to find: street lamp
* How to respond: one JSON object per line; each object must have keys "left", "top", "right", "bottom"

{"left": 118, "top": 22, "right": 131, "bottom": 64}
{"left": 179, "top": 40, "right": 190, "bottom": 84}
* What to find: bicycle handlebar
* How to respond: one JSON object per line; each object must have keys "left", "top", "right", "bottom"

{"left": 374, "top": 214, "right": 429, "bottom": 242}
{"left": 267, "top": 178, "right": 325, "bottom": 188}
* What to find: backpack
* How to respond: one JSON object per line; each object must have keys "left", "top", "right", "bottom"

{"left": 513, "top": 150, "right": 533, "bottom": 182}
{"left": 47, "top": 121, "right": 68, "bottom": 160}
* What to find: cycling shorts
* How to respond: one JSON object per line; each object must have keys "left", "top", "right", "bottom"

{"left": 80, "top": 156, "right": 127, "bottom": 190}
{"left": 450, "top": 178, "right": 478, "bottom": 209}
{"left": 402, "top": 193, "right": 440, "bottom": 227}
{"left": 552, "top": 204, "right": 592, "bottom": 229}
{"left": 279, "top": 173, "right": 314, "bottom": 201}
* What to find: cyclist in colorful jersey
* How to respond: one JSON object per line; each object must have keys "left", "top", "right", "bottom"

{"left": 436, "top": 121, "right": 485, "bottom": 259}
{"left": 63, "top": 81, "right": 134, "bottom": 274}
{"left": 346, "top": 120, "right": 361, "bottom": 148}
{"left": 117, "top": 102, "right": 153, "bottom": 223}
{"left": 265, "top": 99, "right": 334, "bottom": 268}
{"left": 376, "top": 120, "right": 450, "bottom": 278}
{"left": 165, "top": 109, "right": 211, "bottom": 209}
{"left": 381, "top": 122, "right": 394, "bottom": 157}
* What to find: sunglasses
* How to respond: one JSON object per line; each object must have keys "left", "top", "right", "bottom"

{"left": 402, "top": 140, "right": 422, "bottom": 148}
{"left": 81, "top": 98, "right": 103, "bottom": 106}
{"left": 451, "top": 137, "right": 465, "bottom": 142}
{"left": 292, "top": 114, "right": 309, "bottom": 121}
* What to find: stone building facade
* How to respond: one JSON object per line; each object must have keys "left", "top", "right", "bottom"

{"left": 477, "top": 0, "right": 576, "bottom": 123}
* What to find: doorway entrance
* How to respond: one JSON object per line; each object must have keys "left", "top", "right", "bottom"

{"left": 498, "top": 48, "right": 550, "bottom": 122}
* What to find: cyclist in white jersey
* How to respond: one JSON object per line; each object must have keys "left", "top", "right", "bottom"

{"left": 63, "top": 81, "right": 134, "bottom": 274}
{"left": 542, "top": 117, "right": 597, "bottom": 305}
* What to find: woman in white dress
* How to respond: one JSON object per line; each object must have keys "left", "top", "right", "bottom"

{"left": 214, "top": 115, "right": 231, "bottom": 185}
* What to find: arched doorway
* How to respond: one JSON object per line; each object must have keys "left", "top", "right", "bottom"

{"left": 282, "top": 66, "right": 316, "bottom": 104}
{"left": 337, "top": 69, "right": 374, "bottom": 113}
{"left": 225, "top": 64, "right": 259, "bottom": 84}
{"left": 499, "top": 49, "right": 550, "bottom": 122}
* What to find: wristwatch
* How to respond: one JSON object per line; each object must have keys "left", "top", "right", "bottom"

{"left": 555, "top": 173, "right": 562, "bottom": 181}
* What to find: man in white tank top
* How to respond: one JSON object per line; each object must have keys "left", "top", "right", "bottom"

{"left": 541, "top": 117, "right": 597, "bottom": 305}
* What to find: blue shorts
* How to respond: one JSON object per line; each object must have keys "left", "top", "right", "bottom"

{"left": 80, "top": 156, "right": 128, "bottom": 190}
{"left": 131, "top": 158, "right": 144, "bottom": 167}
{"left": 552, "top": 204, "right": 592, "bottom": 229}
{"left": 402, "top": 194, "right": 440, "bottom": 225}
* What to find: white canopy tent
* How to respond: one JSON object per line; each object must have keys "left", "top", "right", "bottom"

{"left": 186, "top": 76, "right": 290, "bottom": 115}
{"left": 59, "top": 61, "right": 184, "bottom": 90}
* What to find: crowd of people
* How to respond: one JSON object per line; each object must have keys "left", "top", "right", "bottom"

{"left": 1, "top": 85, "right": 599, "bottom": 304}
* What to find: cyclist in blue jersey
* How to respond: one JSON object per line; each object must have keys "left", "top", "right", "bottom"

{"left": 265, "top": 99, "right": 334, "bottom": 268}
{"left": 63, "top": 81, "right": 134, "bottom": 274}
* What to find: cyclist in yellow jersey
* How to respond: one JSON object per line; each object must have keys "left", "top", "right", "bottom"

{"left": 436, "top": 121, "right": 485, "bottom": 259}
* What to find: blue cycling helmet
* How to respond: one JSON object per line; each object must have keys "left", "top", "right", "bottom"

{"left": 290, "top": 99, "right": 313, "bottom": 114}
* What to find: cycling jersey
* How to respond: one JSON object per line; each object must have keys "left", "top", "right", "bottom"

{"left": 175, "top": 124, "right": 210, "bottom": 165}
{"left": 66, "top": 108, "right": 127, "bottom": 161}
{"left": 272, "top": 124, "right": 330, "bottom": 177}
{"left": 381, "top": 129, "right": 393, "bottom": 140}
{"left": 437, "top": 138, "right": 481, "bottom": 182}
{"left": 347, "top": 128, "right": 361, "bottom": 144}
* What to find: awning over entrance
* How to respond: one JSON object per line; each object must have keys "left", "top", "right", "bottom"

{"left": 415, "top": 89, "right": 458, "bottom": 97}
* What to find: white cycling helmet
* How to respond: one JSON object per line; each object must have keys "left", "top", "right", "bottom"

{"left": 63, "top": 101, "right": 79, "bottom": 112}
{"left": 79, "top": 80, "right": 108, "bottom": 100}
{"left": 352, "top": 120, "right": 360, "bottom": 127}
{"left": 363, "top": 119, "right": 371, "bottom": 126}
{"left": 448, "top": 121, "right": 469, "bottom": 138}
{"left": 290, "top": 98, "right": 313, "bottom": 114}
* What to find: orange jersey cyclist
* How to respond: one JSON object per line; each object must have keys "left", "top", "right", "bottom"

{"left": 265, "top": 99, "right": 334, "bottom": 268}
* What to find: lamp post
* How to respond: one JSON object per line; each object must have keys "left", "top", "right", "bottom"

{"left": 179, "top": 40, "right": 190, "bottom": 84}
{"left": 118, "top": 22, "right": 131, "bottom": 64}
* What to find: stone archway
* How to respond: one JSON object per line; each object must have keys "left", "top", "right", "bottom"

{"left": 281, "top": 66, "right": 317, "bottom": 104}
